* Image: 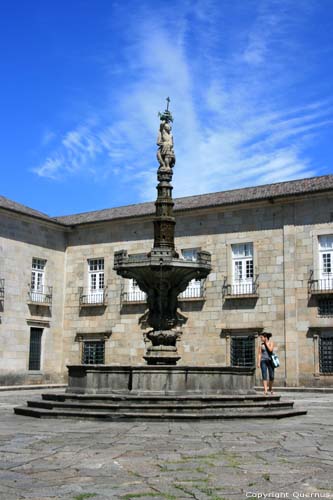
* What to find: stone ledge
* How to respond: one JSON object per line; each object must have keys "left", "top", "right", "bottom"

{"left": 0, "top": 384, "right": 66, "bottom": 392}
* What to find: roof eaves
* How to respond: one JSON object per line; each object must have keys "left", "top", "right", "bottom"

{"left": 0, "top": 205, "right": 68, "bottom": 228}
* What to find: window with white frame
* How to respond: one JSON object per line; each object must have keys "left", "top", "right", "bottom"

{"left": 127, "top": 279, "right": 146, "bottom": 302}
{"left": 231, "top": 243, "right": 254, "bottom": 294}
{"left": 318, "top": 235, "right": 333, "bottom": 284}
{"left": 87, "top": 258, "right": 105, "bottom": 303}
{"left": 179, "top": 248, "right": 203, "bottom": 299}
{"left": 30, "top": 258, "right": 46, "bottom": 302}
{"left": 181, "top": 248, "right": 198, "bottom": 262}
{"left": 31, "top": 258, "right": 46, "bottom": 291}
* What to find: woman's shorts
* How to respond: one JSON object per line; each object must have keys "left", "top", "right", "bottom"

{"left": 260, "top": 359, "right": 275, "bottom": 381}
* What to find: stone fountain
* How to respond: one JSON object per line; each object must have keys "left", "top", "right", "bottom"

{"left": 114, "top": 99, "right": 211, "bottom": 365}
{"left": 61, "top": 100, "right": 256, "bottom": 395}
{"left": 14, "top": 100, "right": 307, "bottom": 417}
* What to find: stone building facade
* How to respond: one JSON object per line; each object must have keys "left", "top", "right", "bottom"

{"left": 1, "top": 175, "right": 333, "bottom": 387}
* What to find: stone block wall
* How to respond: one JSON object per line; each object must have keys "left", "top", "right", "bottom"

{"left": 1, "top": 190, "right": 333, "bottom": 387}
{"left": 0, "top": 212, "right": 66, "bottom": 384}
{"left": 60, "top": 193, "right": 333, "bottom": 387}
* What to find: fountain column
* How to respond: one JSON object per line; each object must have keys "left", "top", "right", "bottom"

{"left": 113, "top": 99, "right": 211, "bottom": 365}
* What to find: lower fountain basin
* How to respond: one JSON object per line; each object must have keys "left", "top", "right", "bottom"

{"left": 66, "top": 364, "right": 256, "bottom": 395}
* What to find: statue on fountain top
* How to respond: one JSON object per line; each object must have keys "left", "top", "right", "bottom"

{"left": 157, "top": 97, "right": 176, "bottom": 171}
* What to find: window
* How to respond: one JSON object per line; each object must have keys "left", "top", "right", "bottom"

{"left": 319, "top": 235, "right": 333, "bottom": 277}
{"left": 181, "top": 248, "right": 198, "bottom": 261}
{"left": 82, "top": 341, "right": 105, "bottom": 364}
{"left": 179, "top": 249, "right": 203, "bottom": 299}
{"left": 319, "top": 333, "right": 333, "bottom": 374}
{"left": 28, "top": 328, "right": 43, "bottom": 370}
{"left": 231, "top": 243, "right": 254, "bottom": 294}
{"left": 31, "top": 258, "right": 46, "bottom": 291}
{"left": 30, "top": 258, "right": 48, "bottom": 303}
{"left": 230, "top": 336, "right": 255, "bottom": 367}
{"left": 318, "top": 298, "right": 333, "bottom": 317}
{"left": 87, "top": 258, "right": 105, "bottom": 303}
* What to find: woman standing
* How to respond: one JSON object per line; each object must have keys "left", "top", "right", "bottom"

{"left": 257, "top": 333, "right": 275, "bottom": 395}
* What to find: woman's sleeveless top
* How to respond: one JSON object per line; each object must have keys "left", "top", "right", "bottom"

{"left": 261, "top": 343, "right": 271, "bottom": 361}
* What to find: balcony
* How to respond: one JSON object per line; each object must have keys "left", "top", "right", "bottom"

{"left": 178, "top": 280, "right": 205, "bottom": 301}
{"left": 308, "top": 271, "right": 333, "bottom": 295}
{"left": 28, "top": 285, "right": 53, "bottom": 305}
{"left": 79, "top": 287, "right": 108, "bottom": 307}
{"left": 223, "top": 276, "right": 259, "bottom": 299}
{"left": 122, "top": 290, "right": 147, "bottom": 304}
{"left": 121, "top": 281, "right": 205, "bottom": 304}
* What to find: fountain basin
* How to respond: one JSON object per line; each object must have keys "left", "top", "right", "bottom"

{"left": 66, "top": 364, "right": 256, "bottom": 395}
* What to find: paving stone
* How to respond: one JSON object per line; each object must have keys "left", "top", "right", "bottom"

{"left": 0, "top": 390, "right": 331, "bottom": 500}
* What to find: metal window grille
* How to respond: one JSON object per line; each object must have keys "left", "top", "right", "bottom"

{"left": 319, "top": 336, "right": 333, "bottom": 374}
{"left": 28, "top": 328, "right": 43, "bottom": 370}
{"left": 318, "top": 298, "right": 333, "bottom": 317}
{"left": 231, "top": 336, "right": 255, "bottom": 367}
{"left": 82, "top": 341, "right": 105, "bottom": 364}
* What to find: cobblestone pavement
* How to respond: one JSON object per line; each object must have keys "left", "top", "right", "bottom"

{"left": 0, "top": 390, "right": 332, "bottom": 500}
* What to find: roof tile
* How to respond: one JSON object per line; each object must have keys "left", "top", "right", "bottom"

{"left": 53, "top": 175, "right": 333, "bottom": 226}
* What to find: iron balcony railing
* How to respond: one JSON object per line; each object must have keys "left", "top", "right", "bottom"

{"left": 178, "top": 281, "right": 205, "bottom": 300}
{"left": 122, "top": 290, "right": 147, "bottom": 303}
{"left": 223, "top": 276, "right": 259, "bottom": 298}
{"left": 121, "top": 281, "right": 205, "bottom": 303}
{"left": 308, "top": 270, "right": 333, "bottom": 295}
{"left": 28, "top": 285, "right": 53, "bottom": 305}
{"left": 79, "top": 287, "right": 108, "bottom": 306}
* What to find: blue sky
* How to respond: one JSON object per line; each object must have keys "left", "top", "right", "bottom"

{"left": 1, "top": 0, "right": 333, "bottom": 216}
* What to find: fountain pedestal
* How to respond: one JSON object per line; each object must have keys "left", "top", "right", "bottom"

{"left": 143, "top": 330, "right": 181, "bottom": 365}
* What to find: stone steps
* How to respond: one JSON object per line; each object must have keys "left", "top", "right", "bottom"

{"left": 42, "top": 393, "right": 281, "bottom": 403}
{"left": 26, "top": 399, "right": 295, "bottom": 413}
{"left": 14, "top": 406, "right": 307, "bottom": 420}
{"left": 14, "top": 392, "right": 307, "bottom": 420}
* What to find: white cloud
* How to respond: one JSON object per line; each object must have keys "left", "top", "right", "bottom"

{"left": 33, "top": 0, "right": 332, "bottom": 204}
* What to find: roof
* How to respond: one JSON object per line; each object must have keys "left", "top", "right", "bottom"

{"left": 0, "top": 195, "right": 53, "bottom": 222}
{"left": 1, "top": 174, "right": 333, "bottom": 227}
{"left": 54, "top": 174, "right": 333, "bottom": 226}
